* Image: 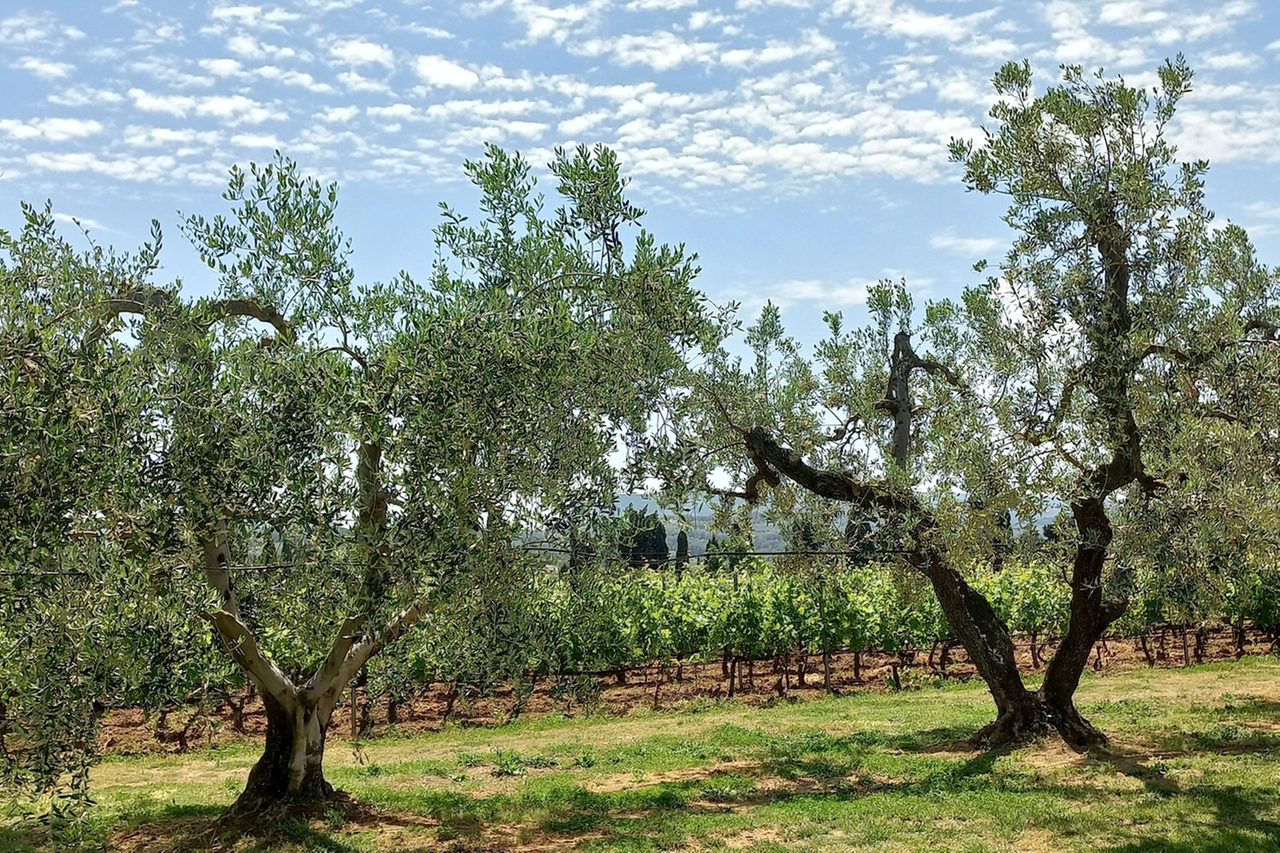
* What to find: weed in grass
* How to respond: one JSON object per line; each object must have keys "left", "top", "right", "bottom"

{"left": 274, "top": 817, "right": 311, "bottom": 839}
{"left": 491, "top": 750, "right": 527, "bottom": 777}
{"left": 525, "top": 755, "right": 559, "bottom": 769}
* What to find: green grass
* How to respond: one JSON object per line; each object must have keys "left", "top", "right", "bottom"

{"left": 11, "top": 658, "right": 1280, "bottom": 851}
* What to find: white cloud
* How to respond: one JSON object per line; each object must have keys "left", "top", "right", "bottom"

{"left": 1043, "top": 1, "right": 1149, "bottom": 67}
{"left": 0, "top": 118, "right": 104, "bottom": 141}
{"left": 337, "top": 70, "right": 390, "bottom": 92}
{"left": 14, "top": 57, "right": 74, "bottom": 78}
{"left": 200, "top": 57, "right": 245, "bottom": 76}
{"left": 229, "top": 132, "right": 283, "bottom": 147}
{"left": 368, "top": 103, "right": 416, "bottom": 120}
{"left": 558, "top": 110, "right": 611, "bottom": 136}
{"left": 1097, "top": 0, "right": 1171, "bottom": 27}
{"left": 688, "top": 11, "right": 730, "bottom": 30}
{"left": 1173, "top": 102, "right": 1280, "bottom": 164}
{"left": 735, "top": 277, "right": 873, "bottom": 311}
{"left": 122, "top": 126, "right": 220, "bottom": 147}
{"left": 51, "top": 212, "right": 114, "bottom": 233}
{"left": 720, "top": 30, "right": 835, "bottom": 67}
{"left": 496, "top": 0, "right": 610, "bottom": 44}
{"left": 255, "top": 65, "right": 335, "bottom": 92}
{"left": 48, "top": 87, "right": 126, "bottom": 107}
{"left": 330, "top": 39, "right": 395, "bottom": 67}
{"left": 24, "top": 151, "right": 186, "bottom": 183}
{"left": 931, "top": 230, "right": 1002, "bottom": 255}
{"left": 133, "top": 23, "right": 184, "bottom": 45}
{"left": 404, "top": 23, "right": 454, "bottom": 38}
{"left": 197, "top": 94, "right": 277, "bottom": 124}
{"left": 1200, "top": 50, "right": 1261, "bottom": 70}
{"left": 209, "top": 5, "right": 301, "bottom": 31}
{"left": 0, "top": 12, "right": 61, "bottom": 45}
{"left": 318, "top": 106, "right": 361, "bottom": 122}
{"left": 832, "top": 0, "right": 996, "bottom": 43}
{"left": 626, "top": 0, "right": 697, "bottom": 9}
{"left": 128, "top": 88, "right": 198, "bottom": 116}
{"left": 415, "top": 55, "right": 480, "bottom": 87}
{"left": 577, "top": 31, "right": 720, "bottom": 71}
{"left": 125, "top": 88, "right": 278, "bottom": 124}
{"left": 225, "top": 33, "right": 297, "bottom": 60}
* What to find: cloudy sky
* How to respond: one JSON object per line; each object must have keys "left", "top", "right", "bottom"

{"left": 3, "top": 0, "right": 1280, "bottom": 342}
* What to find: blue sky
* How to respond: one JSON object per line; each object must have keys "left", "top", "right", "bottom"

{"left": 3, "top": 0, "right": 1280, "bottom": 344}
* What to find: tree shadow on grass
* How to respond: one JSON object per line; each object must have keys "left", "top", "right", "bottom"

{"left": 97, "top": 728, "right": 1280, "bottom": 853}
{"left": 1100, "top": 783, "right": 1280, "bottom": 853}
{"left": 0, "top": 824, "right": 41, "bottom": 853}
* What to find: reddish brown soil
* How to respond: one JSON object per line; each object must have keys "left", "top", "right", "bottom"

{"left": 98, "top": 624, "right": 1275, "bottom": 757}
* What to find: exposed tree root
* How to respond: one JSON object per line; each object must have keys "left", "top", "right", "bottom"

{"left": 968, "top": 694, "right": 1108, "bottom": 751}
{"left": 212, "top": 785, "right": 355, "bottom": 836}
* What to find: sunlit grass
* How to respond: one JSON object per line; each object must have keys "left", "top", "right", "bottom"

{"left": 8, "top": 657, "right": 1280, "bottom": 851}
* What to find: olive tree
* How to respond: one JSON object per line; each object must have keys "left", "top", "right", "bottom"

{"left": 946, "top": 56, "right": 1280, "bottom": 743}
{"left": 0, "top": 205, "right": 166, "bottom": 825}
{"left": 674, "top": 284, "right": 1049, "bottom": 742}
{"left": 2, "top": 144, "right": 713, "bottom": 820}
{"left": 675, "top": 58, "right": 1277, "bottom": 747}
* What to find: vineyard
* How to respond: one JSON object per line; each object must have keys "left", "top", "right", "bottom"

{"left": 97, "top": 555, "right": 1280, "bottom": 755}
{"left": 405, "top": 556, "right": 1280, "bottom": 696}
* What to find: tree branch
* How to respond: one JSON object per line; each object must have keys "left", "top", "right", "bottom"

{"left": 1244, "top": 318, "right": 1280, "bottom": 341}
{"left": 743, "top": 425, "right": 913, "bottom": 515}
{"left": 333, "top": 602, "right": 426, "bottom": 691}
{"left": 203, "top": 297, "right": 295, "bottom": 343}
{"left": 202, "top": 529, "right": 240, "bottom": 621}
{"left": 206, "top": 610, "right": 295, "bottom": 703}
{"left": 821, "top": 413, "right": 863, "bottom": 443}
{"left": 1139, "top": 342, "right": 1191, "bottom": 364}
{"left": 104, "top": 287, "right": 295, "bottom": 343}
{"left": 302, "top": 615, "right": 366, "bottom": 705}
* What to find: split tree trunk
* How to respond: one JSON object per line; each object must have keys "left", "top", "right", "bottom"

{"left": 207, "top": 604, "right": 423, "bottom": 822}
{"left": 1038, "top": 498, "right": 1127, "bottom": 749}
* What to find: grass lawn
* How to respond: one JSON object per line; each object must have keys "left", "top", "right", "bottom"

{"left": 6, "top": 658, "right": 1280, "bottom": 852}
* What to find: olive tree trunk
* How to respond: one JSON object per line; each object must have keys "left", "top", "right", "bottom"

{"left": 921, "top": 553, "right": 1049, "bottom": 743}
{"left": 741, "top": 426, "right": 1048, "bottom": 745}
{"left": 204, "top": 557, "right": 423, "bottom": 822}
{"left": 1037, "top": 497, "right": 1128, "bottom": 748}
{"left": 231, "top": 690, "right": 334, "bottom": 815}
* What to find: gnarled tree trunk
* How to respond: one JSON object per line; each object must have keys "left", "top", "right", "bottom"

{"left": 740, "top": 425, "right": 1046, "bottom": 746}
{"left": 921, "top": 553, "right": 1049, "bottom": 744}
{"left": 229, "top": 690, "right": 335, "bottom": 818}
{"left": 1038, "top": 497, "right": 1128, "bottom": 748}
{"left": 207, "top": 604, "right": 423, "bottom": 822}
